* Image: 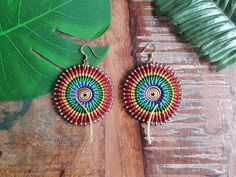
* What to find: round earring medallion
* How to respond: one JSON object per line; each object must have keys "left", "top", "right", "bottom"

{"left": 123, "top": 63, "right": 182, "bottom": 125}
{"left": 54, "top": 65, "right": 113, "bottom": 125}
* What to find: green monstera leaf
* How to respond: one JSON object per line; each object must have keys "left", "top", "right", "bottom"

{"left": 155, "top": 0, "right": 236, "bottom": 71}
{"left": 0, "top": 0, "right": 111, "bottom": 101}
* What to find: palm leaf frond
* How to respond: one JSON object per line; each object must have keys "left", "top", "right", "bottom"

{"left": 155, "top": 0, "right": 236, "bottom": 71}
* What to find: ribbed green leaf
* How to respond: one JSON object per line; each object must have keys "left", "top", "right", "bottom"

{"left": 0, "top": 0, "right": 111, "bottom": 101}
{"left": 155, "top": 0, "right": 236, "bottom": 71}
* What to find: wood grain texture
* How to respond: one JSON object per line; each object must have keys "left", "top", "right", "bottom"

{"left": 0, "top": 1, "right": 145, "bottom": 177}
{"left": 127, "top": 0, "right": 236, "bottom": 176}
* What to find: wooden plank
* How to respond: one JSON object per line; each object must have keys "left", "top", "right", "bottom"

{"left": 127, "top": 0, "right": 236, "bottom": 176}
{"left": 0, "top": 1, "right": 145, "bottom": 177}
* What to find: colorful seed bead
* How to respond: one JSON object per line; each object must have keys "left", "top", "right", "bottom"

{"left": 123, "top": 63, "right": 182, "bottom": 125}
{"left": 54, "top": 65, "right": 113, "bottom": 125}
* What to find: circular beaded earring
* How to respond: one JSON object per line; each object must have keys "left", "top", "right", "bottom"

{"left": 54, "top": 45, "right": 113, "bottom": 142}
{"left": 123, "top": 43, "right": 182, "bottom": 144}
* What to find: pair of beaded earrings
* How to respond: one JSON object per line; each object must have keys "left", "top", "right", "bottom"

{"left": 54, "top": 44, "right": 182, "bottom": 143}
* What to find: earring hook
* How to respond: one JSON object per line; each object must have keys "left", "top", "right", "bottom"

{"left": 80, "top": 45, "right": 103, "bottom": 66}
{"left": 140, "top": 43, "right": 156, "bottom": 63}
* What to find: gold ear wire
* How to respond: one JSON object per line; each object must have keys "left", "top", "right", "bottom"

{"left": 140, "top": 43, "right": 156, "bottom": 63}
{"left": 140, "top": 43, "right": 158, "bottom": 144}
{"left": 79, "top": 45, "right": 105, "bottom": 143}
{"left": 80, "top": 45, "right": 103, "bottom": 66}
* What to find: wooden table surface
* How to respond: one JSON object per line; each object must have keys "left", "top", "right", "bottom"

{"left": 0, "top": 0, "right": 236, "bottom": 177}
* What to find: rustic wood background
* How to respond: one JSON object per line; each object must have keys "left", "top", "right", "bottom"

{"left": 0, "top": 0, "right": 236, "bottom": 177}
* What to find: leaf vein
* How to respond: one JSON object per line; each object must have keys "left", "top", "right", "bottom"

{"left": 0, "top": 0, "right": 73, "bottom": 37}
{"left": 5, "top": 34, "right": 53, "bottom": 81}
{"left": 25, "top": 25, "right": 77, "bottom": 52}
{"left": 49, "top": 0, "right": 53, "bottom": 10}
{"left": 0, "top": 52, "right": 10, "bottom": 88}
{"left": 17, "top": 0, "right": 22, "bottom": 25}
{"left": 53, "top": 10, "right": 91, "bottom": 21}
